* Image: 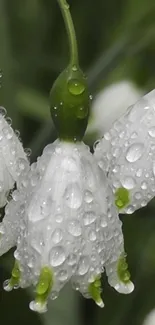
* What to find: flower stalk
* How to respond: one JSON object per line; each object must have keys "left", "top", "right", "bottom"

{"left": 57, "top": 0, "right": 79, "bottom": 67}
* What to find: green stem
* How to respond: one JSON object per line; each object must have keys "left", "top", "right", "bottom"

{"left": 57, "top": 0, "right": 79, "bottom": 66}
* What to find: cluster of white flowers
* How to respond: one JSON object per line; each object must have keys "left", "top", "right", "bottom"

{"left": 0, "top": 84, "right": 154, "bottom": 313}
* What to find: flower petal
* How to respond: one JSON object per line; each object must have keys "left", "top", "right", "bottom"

{"left": 94, "top": 89, "right": 155, "bottom": 213}
{"left": 0, "top": 109, "right": 28, "bottom": 206}
{"left": 88, "top": 81, "right": 142, "bottom": 136}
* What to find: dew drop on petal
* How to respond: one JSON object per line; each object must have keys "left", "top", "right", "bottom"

{"left": 57, "top": 270, "right": 68, "bottom": 281}
{"left": 68, "top": 220, "right": 82, "bottom": 237}
{"left": 88, "top": 230, "right": 97, "bottom": 241}
{"left": 78, "top": 256, "right": 89, "bottom": 275}
{"left": 148, "top": 127, "right": 155, "bottom": 138}
{"left": 3, "top": 279, "right": 12, "bottom": 292}
{"left": 153, "top": 162, "right": 155, "bottom": 176}
{"left": 121, "top": 176, "right": 136, "bottom": 190}
{"left": 126, "top": 143, "right": 144, "bottom": 162}
{"left": 50, "top": 246, "right": 65, "bottom": 267}
{"left": 55, "top": 214, "right": 63, "bottom": 223}
{"left": 84, "top": 190, "right": 93, "bottom": 203}
{"left": 64, "top": 183, "right": 82, "bottom": 209}
{"left": 0, "top": 106, "right": 6, "bottom": 117}
{"left": 141, "top": 181, "right": 147, "bottom": 190}
{"left": 51, "top": 291, "right": 59, "bottom": 300}
{"left": 126, "top": 205, "right": 134, "bottom": 214}
{"left": 83, "top": 212, "right": 96, "bottom": 225}
{"left": 51, "top": 228, "right": 63, "bottom": 244}
{"left": 134, "top": 192, "right": 142, "bottom": 200}
{"left": 67, "top": 253, "right": 77, "bottom": 266}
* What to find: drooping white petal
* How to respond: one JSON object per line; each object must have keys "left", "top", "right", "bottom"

{"left": 94, "top": 89, "right": 155, "bottom": 213}
{"left": 0, "top": 159, "right": 30, "bottom": 256}
{"left": 87, "top": 81, "right": 142, "bottom": 136}
{"left": 0, "top": 107, "right": 28, "bottom": 207}
{"left": 1, "top": 140, "right": 133, "bottom": 311}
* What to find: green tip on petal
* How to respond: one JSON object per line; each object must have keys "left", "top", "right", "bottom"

{"left": 9, "top": 260, "right": 20, "bottom": 288}
{"left": 115, "top": 187, "right": 130, "bottom": 210}
{"left": 50, "top": 64, "right": 90, "bottom": 142}
{"left": 88, "top": 276, "right": 104, "bottom": 308}
{"left": 35, "top": 267, "right": 53, "bottom": 307}
{"left": 117, "top": 254, "right": 131, "bottom": 284}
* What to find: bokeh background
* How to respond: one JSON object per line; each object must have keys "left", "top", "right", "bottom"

{"left": 0, "top": 0, "right": 155, "bottom": 324}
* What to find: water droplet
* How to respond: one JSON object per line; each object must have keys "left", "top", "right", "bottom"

{"left": 88, "top": 230, "right": 96, "bottom": 241}
{"left": 41, "top": 197, "right": 52, "bottom": 216}
{"left": 68, "top": 220, "right": 82, "bottom": 237}
{"left": 67, "top": 253, "right": 77, "bottom": 266}
{"left": 72, "top": 65, "right": 77, "bottom": 71}
{"left": 31, "top": 173, "right": 39, "bottom": 186}
{"left": 0, "top": 106, "right": 6, "bottom": 117}
{"left": 3, "top": 279, "right": 12, "bottom": 292}
{"left": 55, "top": 214, "right": 63, "bottom": 223}
{"left": 6, "top": 117, "right": 12, "bottom": 125}
{"left": 3, "top": 126, "right": 13, "bottom": 139}
{"left": 141, "top": 181, "right": 147, "bottom": 190}
{"left": 148, "top": 127, "right": 155, "bottom": 138}
{"left": 51, "top": 291, "right": 59, "bottom": 300}
{"left": 25, "top": 148, "right": 32, "bottom": 157}
{"left": 89, "top": 95, "right": 93, "bottom": 100}
{"left": 84, "top": 190, "right": 93, "bottom": 203}
{"left": 64, "top": 183, "right": 82, "bottom": 209}
{"left": 136, "top": 168, "right": 143, "bottom": 177}
{"left": 112, "top": 165, "right": 120, "bottom": 173}
{"left": 58, "top": 270, "right": 68, "bottom": 281}
{"left": 153, "top": 162, "right": 155, "bottom": 176}
{"left": 104, "top": 132, "right": 111, "bottom": 140}
{"left": 77, "top": 106, "right": 88, "bottom": 119}
{"left": 29, "top": 300, "right": 47, "bottom": 313}
{"left": 78, "top": 256, "right": 89, "bottom": 275}
{"left": 131, "top": 132, "right": 138, "bottom": 139}
{"left": 100, "top": 219, "right": 107, "bottom": 227}
{"left": 126, "top": 143, "right": 144, "bottom": 162}
{"left": 83, "top": 212, "right": 96, "bottom": 225}
{"left": 121, "top": 176, "right": 136, "bottom": 190}
{"left": 134, "top": 192, "right": 141, "bottom": 200}
{"left": 50, "top": 246, "right": 65, "bottom": 267}
{"left": 61, "top": 157, "right": 77, "bottom": 172}
{"left": 141, "top": 200, "right": 147, "bottom": 207}
{"left": 68, "top": 79, "right": 85, "bottom": 96}
{"left": 51, "top": 228, "right": 63, "bottom": 244}
{"left": 126, "top": 205, "right": 134, "bottom": 214}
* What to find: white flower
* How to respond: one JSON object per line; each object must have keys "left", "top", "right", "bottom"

{"left": 0, "top": 107, "right": 28, "bottom": 207}
{"left": 94, "top": 89, "right": 155, "bottom": 213}
{"left": 0, "top": 140, "right": 133, "bottom": 313}
{"left": 143, "top": 309, "right": 155, "bottom": 325}
{"left": 87, "top": 81, "right": 142, "bottom": 136}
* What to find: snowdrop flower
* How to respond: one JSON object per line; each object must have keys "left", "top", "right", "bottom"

{"left": 0, "top": 0, "right": 134, "bottom": 314}
{"left": 0, "top": 106, "right": 28, "bottom": 207}
{"left": 88, "top": 81, "right": 142, "bottom": 136}
{"left": 94, "top": 89, "right": 155, "bottom": 214}
{"left": 142, "top": 309, "right": 155, "bottom": 325}
{"left": 0, "top": 139, "right": 134, "bottom": 313}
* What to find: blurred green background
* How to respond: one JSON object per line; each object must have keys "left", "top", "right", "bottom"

{"left": 1, "top": 0, "right": 155, "bottom": 324}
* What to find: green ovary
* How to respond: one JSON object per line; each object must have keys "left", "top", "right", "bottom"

{"left": 115, "top": 187, "right": 130, "bottom": 209}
